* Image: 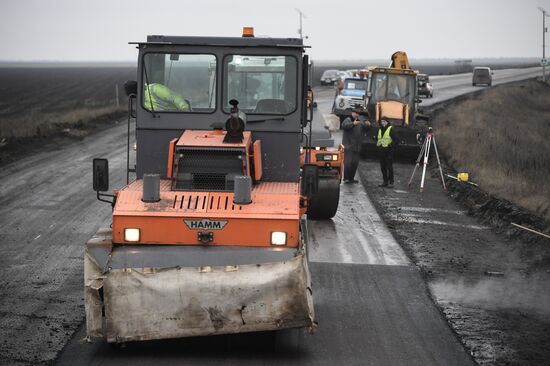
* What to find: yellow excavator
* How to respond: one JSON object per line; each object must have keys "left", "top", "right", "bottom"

{"left": 361, "top": 51, "right": 429, "bottom": 156}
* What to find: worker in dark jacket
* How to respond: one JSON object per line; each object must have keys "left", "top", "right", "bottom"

{"left": 377, "top": 117, "right": 398, "bottom": 188}
{"left": 342, "top": 108, "right": 371, "bottom": 183}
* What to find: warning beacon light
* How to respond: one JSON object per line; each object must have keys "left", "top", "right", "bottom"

{"left": 242, "top": 27, "right": 254, "bottom": 37}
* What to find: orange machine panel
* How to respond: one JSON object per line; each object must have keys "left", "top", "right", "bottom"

{"left": 300, "top": 148, "right": 343, "bottom": 172}
{"left": 177, "top": 130, "right": 252, "bottom": 149}
{"left": 112, "top": 180, "right": 300, "bottom": 247}
{"left": 113, "top": 216, "right": 298, "bottom": 247}
{"left": 175, "top": 130, "right": 252, "bottom": 177}
{"left": 166, "top": 138, "right": 178, "bottom": 178}
{"left": 376, "top": 100, "right": 406, "bottom": 122}
{"left": 253, "top": 140, "right": 262, "bottom": 181}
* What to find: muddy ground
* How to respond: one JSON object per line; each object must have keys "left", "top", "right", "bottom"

{"left": 0, "top": 109, "right": 126, "bottom": 166}
{"left": 357, "top": 82, "right": 550, "bottom": 365}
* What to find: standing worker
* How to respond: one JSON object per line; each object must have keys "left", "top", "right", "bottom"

{"left": 342, "top": 107, "right": 371, "bottom": 183}
{"left": 377, "top": 117, "right": 398, "bottom": 188}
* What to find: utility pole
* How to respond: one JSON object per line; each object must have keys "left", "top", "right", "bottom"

{"left": 295, "top": 8, "right": 306, "bottom": 40}
{"left": 539, "top": 7, "right": 550, "bottom": 82}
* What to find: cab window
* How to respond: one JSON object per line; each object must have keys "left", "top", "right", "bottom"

{"left": 371, "top": 72, "right": 415, "bottom": 105}
{"left": 223, "top": 55, "right": 297, "bottom": 115}
{"left": 344, "top": 79, "right": 367, "bottom": 90}
{"left": 142, "top": 53, "right": 216, "bottom": 113}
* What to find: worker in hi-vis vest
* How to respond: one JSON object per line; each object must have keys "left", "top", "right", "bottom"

{"left": 144, "top": 83, "right": 190, "bottom": 112}
{"left": 376, "top": 118, "right": 398, "bottom": 188}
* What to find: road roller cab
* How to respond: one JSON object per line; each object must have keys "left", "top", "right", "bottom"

{"left": 86, "top": 29, "right": 326, "bottom": 343}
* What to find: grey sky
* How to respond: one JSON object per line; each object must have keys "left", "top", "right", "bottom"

{"left": 0, "top": 0, "right": 547, "bottom": 61}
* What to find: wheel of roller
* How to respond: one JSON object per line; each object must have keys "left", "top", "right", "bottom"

{"left": 307, "top": 177, "right": 340, "bottom": 219}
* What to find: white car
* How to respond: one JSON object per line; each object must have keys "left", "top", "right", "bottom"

{"left": 417, "top": 74, "right": 433, "bottom": 98}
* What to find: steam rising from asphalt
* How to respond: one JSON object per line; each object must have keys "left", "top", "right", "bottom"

{"left": 430, "top": 272, "right": 550, "bottom": 316}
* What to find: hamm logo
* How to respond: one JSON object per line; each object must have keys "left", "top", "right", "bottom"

{"left": 184, "top": 219, "right": 228, "bottom": 230}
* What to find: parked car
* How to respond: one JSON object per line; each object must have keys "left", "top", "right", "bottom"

{"left": 320, "top": 69, "right": 340, "bottom": 85}
{"left": 472, "top": 67, "right": 492, "bottom": 86}
{"left": 417, "top": 74, "right": 433, "bottom": 98}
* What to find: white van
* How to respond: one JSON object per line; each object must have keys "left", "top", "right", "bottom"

{"left": 472, "top": 67, "right": 493, "bottom": 87}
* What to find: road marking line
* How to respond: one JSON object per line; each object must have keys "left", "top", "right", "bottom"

{"left": 399, "top": 207, "right": 467, "bottom": 215}
{"left": 387, "top": 213, "right": 489, "bottom": 230}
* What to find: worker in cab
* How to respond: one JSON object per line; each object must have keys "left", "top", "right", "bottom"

{"left": 144, "top": 83, "right": 190, "bottom": 112}
{"left": 376, "top": 117, "right": 398, "bottom": 188}
{"left": 342, "top": 107, "right": 371, "bottom": 183}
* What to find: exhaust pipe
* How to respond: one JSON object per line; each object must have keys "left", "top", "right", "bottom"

{"left": 233, "top": 175, "right": 252, "bottom": 205}
{"left": 142, "top": 174, "right": 160, "bottom": 202}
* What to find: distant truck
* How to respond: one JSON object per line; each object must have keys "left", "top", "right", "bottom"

{"left": 472, "top": 67, "right": 492, "bottom": 86}
{"left": 333, "top": 77, "right": 369, "bottom": 121}
{"left": 417, "top": 74, "right": 433, "bottom": 98}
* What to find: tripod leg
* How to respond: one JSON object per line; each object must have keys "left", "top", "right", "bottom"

{"left": 432, "top": 136, "right": 447, "bottom": 191}
{"left": 408, "top": 138, "right": 427, "bottom": 188}
{"left": 419, "top": 134, "right": 432, "bottom": 192}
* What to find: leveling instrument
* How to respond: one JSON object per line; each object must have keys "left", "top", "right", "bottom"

{"left": 408, "top": 127, "right": 446, "bottom": 192}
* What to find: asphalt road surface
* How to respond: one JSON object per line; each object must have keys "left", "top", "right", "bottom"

{"left": 0, "top": 67, "right": 540, "bottom": 365}
{"left": 422, "top": 66, "right": 542, "bottom": 106}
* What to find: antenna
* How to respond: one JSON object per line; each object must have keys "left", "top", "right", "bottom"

{"left": 295, "top": 8, "right": 307, "bottom": 40}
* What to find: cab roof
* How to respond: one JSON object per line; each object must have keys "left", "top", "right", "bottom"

{"left": 129, "top": 35, "right": 306, "bottom": 49}
{"left": 369, "top": 66, "right": 418, "bottom": 76}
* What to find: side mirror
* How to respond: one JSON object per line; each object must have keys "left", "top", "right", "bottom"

{"left": 124, "top": 80, "right": 137, "bottom": 97}
{"left": 93, "top": 159, "right": 109, "bottom": 192}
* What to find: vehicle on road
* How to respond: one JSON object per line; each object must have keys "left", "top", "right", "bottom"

{"left": 320, "top": 69, "right": 339, "bottom": 85}
{"left": 417, "top": 74, "right": 433, "bottom": 98}
{"left": 333, "top": 76, "right": 369, "bottom": 121}
{"left": 85, "top": 28, "right": 325, "bottom": 344}
{"left": 361, "top": 51, "right": 428, "bottom": 156}
{"left": 472, "top": 67, "right": 492, "bottom": 86}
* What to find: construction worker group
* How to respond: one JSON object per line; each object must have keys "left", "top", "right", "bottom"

{"left": 342, "top": 107, "right": 397, "bottom": 187}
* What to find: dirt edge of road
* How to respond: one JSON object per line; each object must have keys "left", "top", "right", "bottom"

{"left": 426, "top": 78, "right": 550, "bottom": 244}
{"left": 0, "top": 110, "right": 126, "bottom": 167}
{"left": 429, "top": 78, "right": 550, "bottom": 222}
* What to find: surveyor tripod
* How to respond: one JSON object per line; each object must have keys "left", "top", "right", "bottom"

{"left": 408, "top": 128, "right": 447, "bottom": 192}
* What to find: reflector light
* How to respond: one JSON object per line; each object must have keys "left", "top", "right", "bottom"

{"left": 271, "top": 232, "right": 287, "bottom": 246}
{"left": 242, "top": 27, "right": 254, "bottom": 37}
{"left": 332, "top": 155, "right": 338, "bottom": 161}
{"left": 124, "top": 228, "right": 140, "bottom": 242}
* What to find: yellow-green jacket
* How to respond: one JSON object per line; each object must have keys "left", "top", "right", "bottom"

{"left": 144, "top": 84, "right": 190, "bottom": 111}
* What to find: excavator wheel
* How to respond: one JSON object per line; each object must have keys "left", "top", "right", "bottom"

{"left": 307, "top": 177, "right": 340, "bottom": 220}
